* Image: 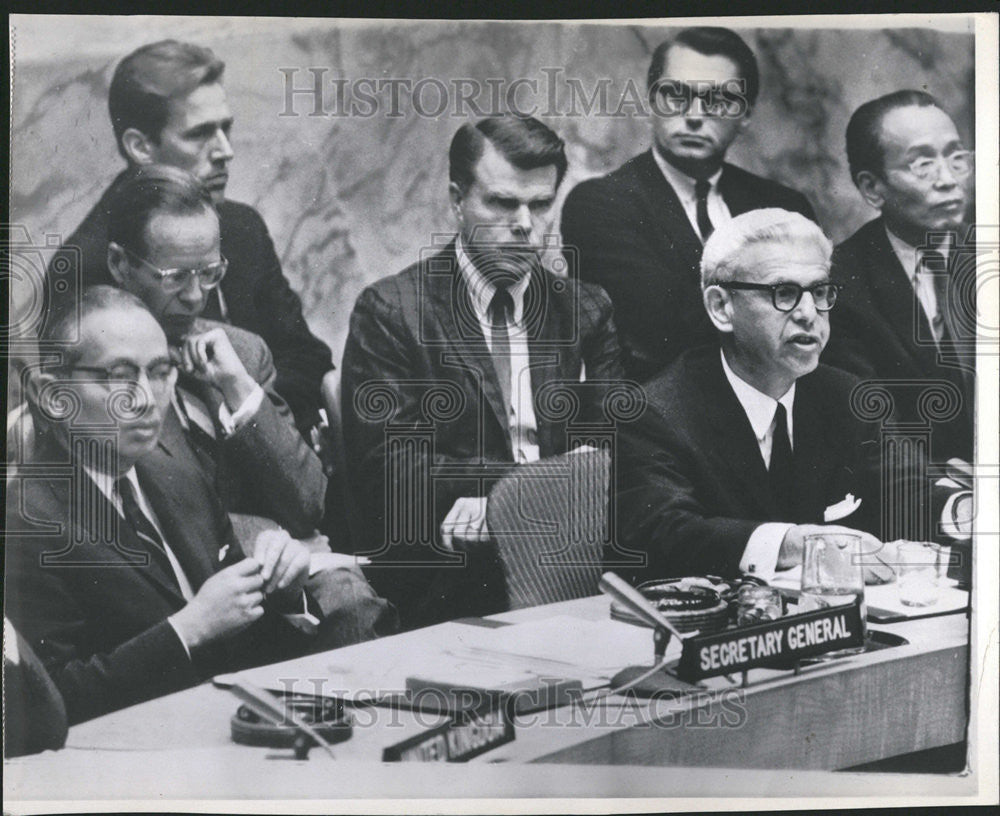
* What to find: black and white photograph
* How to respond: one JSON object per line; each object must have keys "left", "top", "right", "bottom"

{"left": 4, "top": 10, "right": 998, "bottom": 813}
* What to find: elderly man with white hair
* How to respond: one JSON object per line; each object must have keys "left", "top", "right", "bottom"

{"left": 616, "top": 208, "right": 897, "bottom": 583}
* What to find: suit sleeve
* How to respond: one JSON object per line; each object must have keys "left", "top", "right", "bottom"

{"left": 233, "top": 207, "right": 334, "bottom": 432}
{"left": 616, "top": 401, "right": 760, "bottom": 578}
{"left": 562, "top": 179, "right": 689, "bottom": 382}
{"left": 223, "top": 334, "right": 328, "bottom": 536}
{"left": 341, "top": 285, "right": 516, "bottom": 556}
{"left": 5, "top": 541, "right": 199, "bottom": 726}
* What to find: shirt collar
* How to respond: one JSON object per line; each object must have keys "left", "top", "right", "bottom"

{"left": 884, "top": 224, "right": 951, "bottom": 285}
{"left": 720, "top": 349, "right": 795, "bottom": 442}
{"left": 652, "top": 148, "right": 723, "bottom": 205}
{"left": 455, "top": 234, "right": 532, "bottom": 324}
{"left": 82, "top": 464, "right": 139, "bottom": 510}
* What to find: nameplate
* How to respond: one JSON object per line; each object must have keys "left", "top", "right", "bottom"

{"left": 676, "top": 600, "right": 865, "bottom": 681}
{"left": 382, "top": 703, "right": 515, "bottom": 762}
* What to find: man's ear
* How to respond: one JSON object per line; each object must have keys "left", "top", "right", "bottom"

{"left": 120, "top": 127, "right": 157, "bottom": 166}
{"left": 855, "top": 170, "right": 886, "bottom": 211}
{"left": 25, "top": 369, "right": 57, "bottom": 419}
{"left": 703, "top": 284, "right": 735, "bottom": 334}
{"left": 107, "top": 242, "right": 132, "bottom": 287}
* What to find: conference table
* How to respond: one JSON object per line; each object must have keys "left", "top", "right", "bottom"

{"left": 4, "top": 593, "right": 972, "bottom": 804}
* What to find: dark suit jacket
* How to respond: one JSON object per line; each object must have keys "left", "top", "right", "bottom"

{"left": 561, "top": 150, "right": 816, "bottom": 382}
{"left": 168, "top": 317, "right": 326, "bottom": 537}
{"left": 4, "top": 426, "right": 313, "bottom": 724}
{"left": 46, "top": 171, "right": 333, "bottom": 431}
{"left": 341, "top": 241, "right": 624, "bottom": 626}
{"left": 3, "top": 622, "right": 68, "bottom": 757}
{"left": 616, "top": 346, "right": 880, "bottom": 581}
{"left": 822, "top": 217, "right": 974, "bottom": 463}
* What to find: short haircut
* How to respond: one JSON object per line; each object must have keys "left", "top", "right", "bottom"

{"left": 845, "top": 90, "right": 941, "bottom": 182}
{"left": 38, "top": 285, "right": 154, "bottom": 371}
{"left": 647, "top": 27, "right": 760, "bottom": 108}
{"left": 107, "top": 164, "right": 215, "bottom": 257}
{"left": 701, "top": 208, "right": 832, "bottom": 288}
{"left": 449, "top": 115, "right": 568, "bottom": 193}
{"left": 108, "top": 40, "right": 225, "bottom": 160}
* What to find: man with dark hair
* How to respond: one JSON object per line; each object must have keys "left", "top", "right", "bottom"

{"left": 103, "top": 163, "right": 325, "bottom": 538}
{"left": 46, "top": 39, "right": 334, "bottom": 435}
{"left": 821, "top": 90, "right": 975, "bottom": 464}
{"left": 562, "top": 26, "right": 816, "bottom": 383}
{"left": 6, "top": 287, "right": 392, "bottom": 724}
{"left": 342, "top": 116, "right": 623, "bottom": 628}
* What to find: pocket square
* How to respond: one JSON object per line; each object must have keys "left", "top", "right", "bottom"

{"left": 824, "top": 493, "right": 861, "bottom": 522}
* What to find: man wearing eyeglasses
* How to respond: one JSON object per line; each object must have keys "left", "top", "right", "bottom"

{"left": 45, "top": 40, "right": 334, "bottom": 437}
{"left": 7, "top": 286, "right": 392, "bottom": 724}
{"left": 822, "top": 90, "right": 975, "bottom": 465}
{"left": 103, "top": 164, "right": 327, "bottom": 539}
{"left": 617, "top": 209, "right": 898, "bottom": 582}
{"left": 562, "top": 27, "right": 815, "bottom": 384}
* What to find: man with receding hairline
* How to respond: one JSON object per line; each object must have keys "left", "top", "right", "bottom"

{"left": 47, "top": 39, "right": 334, "bottom": 435}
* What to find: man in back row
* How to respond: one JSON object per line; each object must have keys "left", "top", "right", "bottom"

{"left": 47, "top": 39, "right": 334, "bottom": 435}
{"left": 562, "top": 26, "right": 815, "bottom": 383}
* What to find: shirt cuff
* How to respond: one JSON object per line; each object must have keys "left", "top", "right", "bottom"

{"left": 939, "top": 488, "right": 973, "bottom": 541}
{"left": 217, "top": 385, "right": 265, "bottom": 436}
{"left": 740, "top": 522, "right": 795, "bottom": 581}
{"left": 166, "top": 614, "right": 193, "bottom": 659}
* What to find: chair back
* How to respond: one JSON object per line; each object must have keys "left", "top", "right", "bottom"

{"left": 486, "top": 448, "right": 610, "bottom": 609}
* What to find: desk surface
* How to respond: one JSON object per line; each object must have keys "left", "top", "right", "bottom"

{"left": 4, "top": 596, "right": 972, "bottom": 803}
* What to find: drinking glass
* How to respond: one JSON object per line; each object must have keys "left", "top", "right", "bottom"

{"left": 799, "top": 532, "right": 866, "bottom": 657}
{"left": 897, "top": 541, "right": 943, "bottom": 607}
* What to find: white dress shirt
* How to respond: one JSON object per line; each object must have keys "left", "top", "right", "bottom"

{"left": 456, "top": 236, "right": 540, "bottom": 464}
{"left": 719, "top": 351, "right": 797, "bottom": 580}
{"left": 885, "top": 226, "right": 951, "bottom": 345}
{"left": 652, "top": 148, "right": 732, "bottom": 240}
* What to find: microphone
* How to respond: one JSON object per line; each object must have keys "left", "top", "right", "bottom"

{"left": 228, "top": 679, "right": 338, "bottom": 760}
{"left": 599, "top": 572, "right": 686, "bottom": 643}
{"left": 599, "top": 572, "right": 698, "bottom": 698}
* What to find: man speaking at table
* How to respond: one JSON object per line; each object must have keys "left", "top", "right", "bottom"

{"left": 617, "top": 209, "right": 895, "bottom": 582}
{"left": 342, "top": 115, "right": 623, "bottom": 629}
{"left": 5, "top": 288, "right": 389, "bottom": 725}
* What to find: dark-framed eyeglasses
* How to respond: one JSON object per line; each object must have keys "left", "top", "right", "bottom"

{"left": 719, "top": 281, "right": 842, "bottom": 312}
{"left": 66, "top": 360, "right": 177, "bottom": 389}
{"left": 893, "top": 150, "right": 974, "bottom": 183}
{"left": 650, "top": 79, "right": 748, "bottom": 118}
{"left": 125, "top": 247, "right": 229, "bottom": 293}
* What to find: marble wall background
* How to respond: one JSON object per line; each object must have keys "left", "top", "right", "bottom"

{"left": 10, "top": 16, "right": 976, "bottom": 364}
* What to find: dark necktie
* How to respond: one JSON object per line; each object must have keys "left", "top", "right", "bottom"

{"left": 769, "top": 402, "right": 794, "bottom": 518}
{"left": 489, "top": 286, "right": 514, "bottom": 418}
{"left": 175, "top": 388, "right": 219, "bottom": 462}
{"left": 694, "top": 179, "right": 714, "bottom": 242}
{"left": 115, "top": 476, "right": 179, "bottom": 590}
{"left": 920, "top": 248, "right": 950, "bottom": 344}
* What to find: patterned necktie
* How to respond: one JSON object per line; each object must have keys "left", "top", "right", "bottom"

{"left": 115, "top": 476, "right": 178, "bottom": 590}
{"left": 489, "top": 285, "right": 514, "bottom": 418}
{"left": 694, "top": 179, "right": 714, "bottom": 242}
{"left": 769, "top": 402, "right": 794, "bottom": 517}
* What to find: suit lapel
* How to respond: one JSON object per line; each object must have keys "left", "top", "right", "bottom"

{"left": 863, "top": 221, "right": 943, "bottom": 376}
{"left": 426, "top": 244, "right": 512, "bottom": 451}
{"left": 136, "top": 438, "right": 219, "bottom": 590}
{"left": 635, "top": 150, "right": 704, "bottom": 273}
{"left": 527, "top": 269, "right": 575, "bottom": 457}
{"left": 696, "top": 352, "right": 779, "bottom": 516}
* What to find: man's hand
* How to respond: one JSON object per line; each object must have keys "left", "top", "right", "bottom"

{"left": 250, "top": 529, "right": 311, "bottom": 605}
{"left": 779, "top": 524, "right": 896, "bottom": 585}
{"left": 175, "top": 327, "right": 257, "bottom": 411}
{"left": 169, "top": 560, "right": 266, "bottom": 650}
{"left": 440, "top": 497, "right": 490, "bottom": 552}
